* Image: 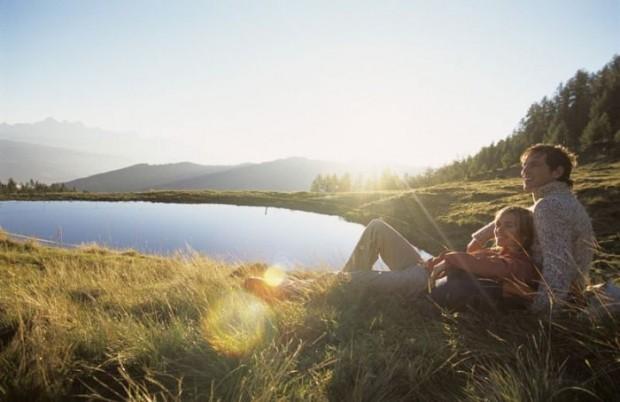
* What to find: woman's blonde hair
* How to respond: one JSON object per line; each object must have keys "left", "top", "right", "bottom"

{"left": 494, "top": 206, "right": 534, "bottom": 251}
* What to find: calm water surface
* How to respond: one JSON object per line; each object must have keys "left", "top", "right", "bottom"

{"left": 0, "top": 201, "right": 386, "bottom": 269}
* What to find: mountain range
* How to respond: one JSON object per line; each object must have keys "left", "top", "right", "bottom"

{"left": 64, "top": 157, "right": 424, "bottom": 192}
{"left": 0, "top": 118, "right": 193, "bottom": 163}
{"left": 0, "top": 139, "right": 131, "bottom": 183}
{"left": 1, "top": 119, "right": 424, "bottom": 191}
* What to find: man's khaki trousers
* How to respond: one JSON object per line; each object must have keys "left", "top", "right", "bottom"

{"left": 342, "top": 219, "right": 430, "bottom": 296}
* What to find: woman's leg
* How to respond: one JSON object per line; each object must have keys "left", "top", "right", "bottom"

{"left": 342, "top": 218, "right": 424, "bottom": 272}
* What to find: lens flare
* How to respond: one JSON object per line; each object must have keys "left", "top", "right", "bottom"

{"left": 263, "top": 265, "right": 286, "bottom": 287}
{"left": 202, "top": 291, "right": 275, "bottom": 357}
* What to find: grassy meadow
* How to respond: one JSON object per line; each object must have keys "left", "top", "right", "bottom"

{"left": 1, "top": 160, "right": 619, "bottom": 400}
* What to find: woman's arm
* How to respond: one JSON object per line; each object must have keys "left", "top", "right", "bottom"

{"left": 443, "top": 251, "right": 529, "bottom": 281}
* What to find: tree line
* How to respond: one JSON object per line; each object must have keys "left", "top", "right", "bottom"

{"left": 407, "top": 55, "right": 620, "bottom": 187}
{"left": 310, "top": 170, "right": 411, "bottom": 192}
{"left": 310, "top": 54, "right": 620, "bottom": 191}
{"left": 0, "top": 178, "right": 74, "bottom": 194}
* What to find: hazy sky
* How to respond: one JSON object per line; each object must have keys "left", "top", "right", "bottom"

{"left": 1, "top": 0, "right": 619, "bottom": 166}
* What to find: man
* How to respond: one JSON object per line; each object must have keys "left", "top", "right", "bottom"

{"left": 468, "top": 144, "right": 595, "bottom": 313}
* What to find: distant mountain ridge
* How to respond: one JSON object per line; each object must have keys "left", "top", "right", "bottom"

{"left": 153, "top": 157, "right": 351, "bottom": 192}
{"left": 0, "top": 118, "right": 195, "bottom": 165}
{"left": 0, "top": 118, "right": 140, "bottom": 160}
{"left": 2, "top": 118, "right": 425, "bottom": 191}
{"left": 65, "top": 157, "right": 425, "bottom": 192}
{"left": 64, "top": 163, "right": 235, "bottom": 192}
{"left": 0, "top": 119, "right": 141, "bottom": 183}
{"left": 0, "top": 139, "right": 131, "bottom": 183}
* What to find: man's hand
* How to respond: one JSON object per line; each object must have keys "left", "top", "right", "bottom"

{"left": 466, "top": 238, "right": 484, "bottom": 253}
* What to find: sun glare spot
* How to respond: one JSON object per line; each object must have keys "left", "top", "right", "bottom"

{"left": 202, "top": 291, "right": 275, "bottom": 357}
{"left": 263, "top": 265, "right": 286, "bottom": 287}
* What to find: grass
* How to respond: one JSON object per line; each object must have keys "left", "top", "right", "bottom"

{"left": 0, "top": 160, "right": 619, "bottom": 400}
{"left": 1, "top": 236, "right": 619, "bottom": 401}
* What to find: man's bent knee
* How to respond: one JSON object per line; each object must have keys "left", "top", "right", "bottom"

{"left": 368, "top": 218, "right": 388, "bottom": 230}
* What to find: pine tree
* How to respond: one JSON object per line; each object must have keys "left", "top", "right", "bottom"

{"left": 7, "top": 178, "right": 17, "bottom": 193}
{"left": 564, "top": 70, "right": 592, "bottom": 151}
{"left": 310, "top": 175, "right": 323, "bottom": 192}
{"left": 339, "top": 173, "right": 352, "bottom": 192}
{"left": 547, "top": 120, "right": 569, "bottom": 146}
{"left": 581, "top": 113, "right": 612, "bottom": 150}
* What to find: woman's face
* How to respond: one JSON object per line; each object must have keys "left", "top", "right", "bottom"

{"left": 494, "top": 212, "right": 522, "bottom": 249}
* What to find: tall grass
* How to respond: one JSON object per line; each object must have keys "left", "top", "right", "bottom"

{"left": 1, "top": 234, "right": 618, "bottom": 401}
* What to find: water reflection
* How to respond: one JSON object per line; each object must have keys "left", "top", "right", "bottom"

{"left": 0, "top": 201, "right": 372, "bottom": 269}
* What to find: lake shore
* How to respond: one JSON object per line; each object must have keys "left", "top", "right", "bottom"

{"left": 0, "top": 188, "right": 383, "bottom": 224}
{"left": 2, "top": 160, "right": 619, "bottom": 258}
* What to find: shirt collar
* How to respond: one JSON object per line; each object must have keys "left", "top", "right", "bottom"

{"left": 532, "top": 181, "right": 571, "bottom": 201}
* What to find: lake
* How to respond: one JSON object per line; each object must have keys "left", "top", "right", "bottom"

{"left": 0, "top": 201, "right": 417, "bottom": 270}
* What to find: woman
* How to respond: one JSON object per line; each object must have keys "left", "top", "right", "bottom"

{"left": 426, "top": 206, "right": 538, "bottom": 310}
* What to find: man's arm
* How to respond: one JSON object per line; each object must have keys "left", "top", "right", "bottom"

{"left": 467, "top": 222, "right": 495, "bottom": 252}
{"left": 530, "top": 200, "right": 576, "bottom": 313}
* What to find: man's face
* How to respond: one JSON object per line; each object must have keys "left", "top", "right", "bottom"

{"left": 520, "top": 152, "right": 562, "bottom": 192}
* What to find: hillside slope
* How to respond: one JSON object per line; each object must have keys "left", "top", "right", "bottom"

{"left": 336, "top": 160, "right": 620, "bottom": 275}
{"left": 0, "top": 139, "right": 131, "bottom": 183}
{"left": 154, "top": 157, "right": 353, "bottom": 191}
{"left": 64, "top": 163, "right": 233, "bottom": 192}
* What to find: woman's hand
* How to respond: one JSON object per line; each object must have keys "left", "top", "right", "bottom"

{"left": 430, "top": 261, "right": 448, "bottom": 282}
{"left": 466, "top": 238, "right": 485, "bottom": 253}
{"left": 424, "top": 251, "right": 448, "bottom": 271}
